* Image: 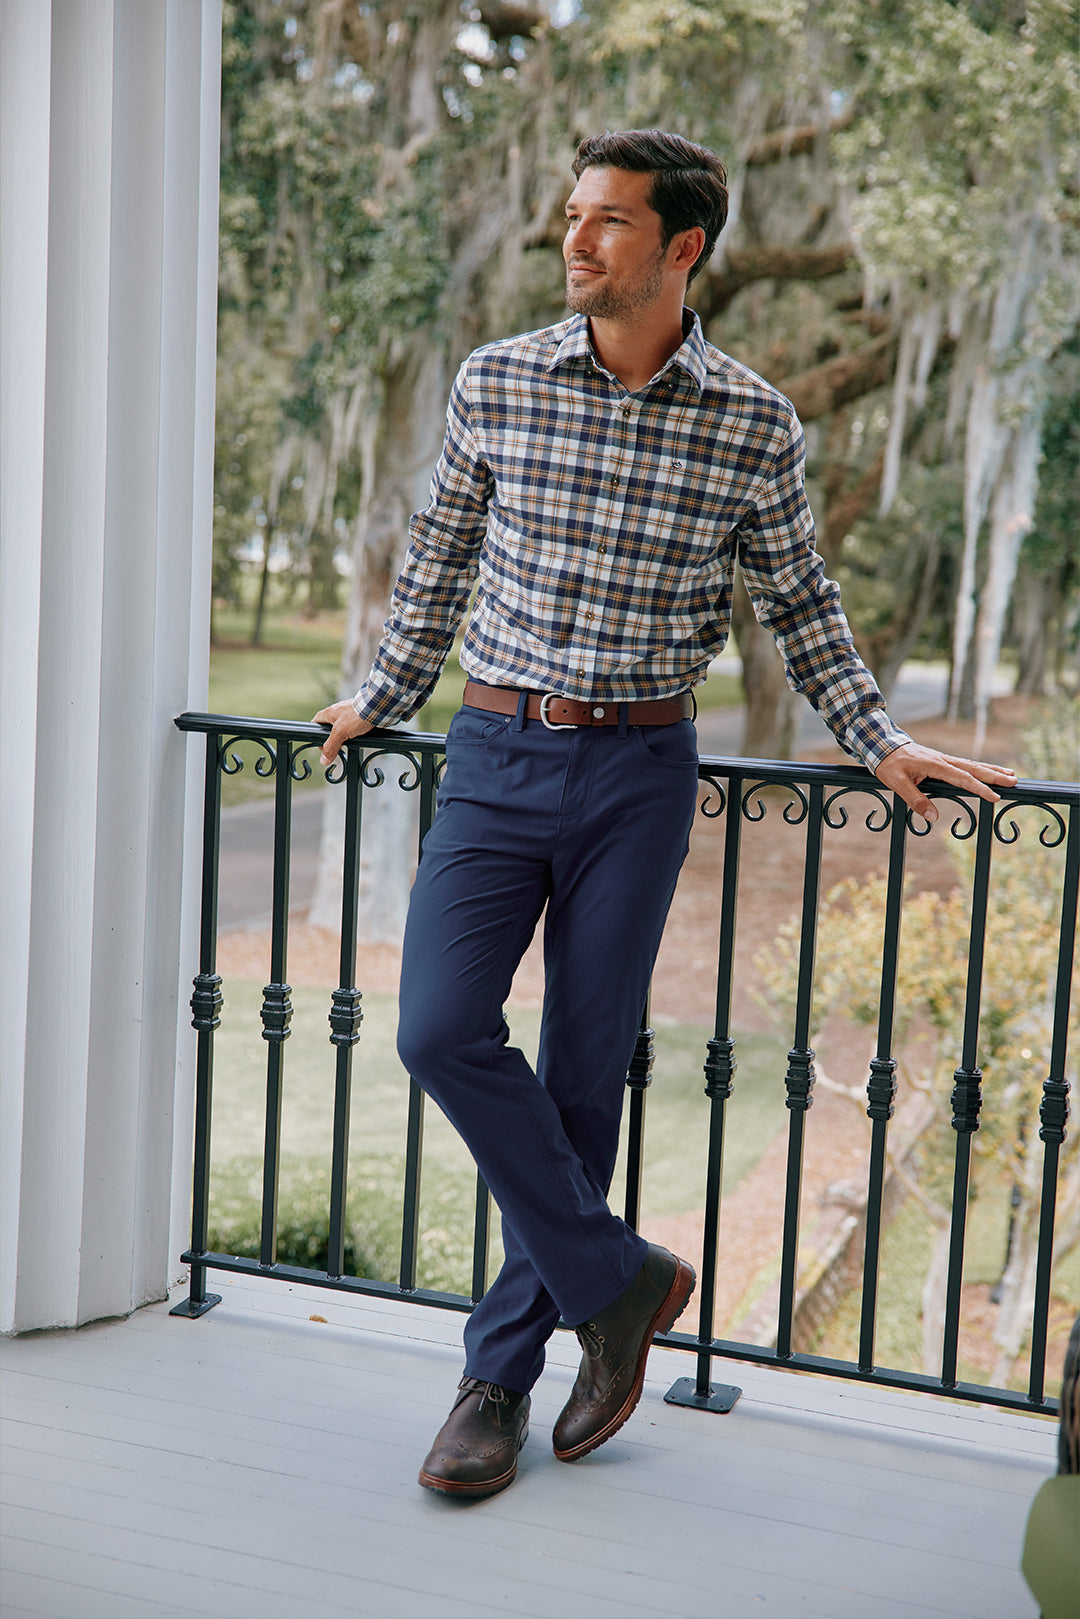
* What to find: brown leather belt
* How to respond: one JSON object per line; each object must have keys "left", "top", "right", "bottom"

{"left": 463, "top": 681, "right": 692, "bottom": 729}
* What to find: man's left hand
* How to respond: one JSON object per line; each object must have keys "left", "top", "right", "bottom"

{"left": 874, "top": 742, "right": 1018, "bottom": 825}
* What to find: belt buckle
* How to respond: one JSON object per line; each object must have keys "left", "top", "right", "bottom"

{"left": 539, "top": 693, "right": 577, "bottom": 731}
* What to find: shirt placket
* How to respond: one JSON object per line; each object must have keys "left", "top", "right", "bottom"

{"left": 569, "top": 381, "right": 637, "bottom": 687}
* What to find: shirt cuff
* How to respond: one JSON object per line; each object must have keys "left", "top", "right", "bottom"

{"left": 350, "top": 682, "right": 411, "bottom": 729}
{"left": 842, "top": 709, "right": 912, "bottom": 773}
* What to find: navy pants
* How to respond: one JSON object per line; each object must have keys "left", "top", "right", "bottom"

{"left": 396, "top": 699, "right": 699, "bottom": 1395}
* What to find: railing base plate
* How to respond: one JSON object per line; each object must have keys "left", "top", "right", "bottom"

{"left": 169, "top": 1293, "right": 222, "bottom": 1318}
{"left": 665, "top": 1375, "right": 741, "bottom": 1413}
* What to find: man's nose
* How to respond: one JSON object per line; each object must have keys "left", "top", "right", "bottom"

{"left": 565, "top": 216, "right": 597, "bottom": 258}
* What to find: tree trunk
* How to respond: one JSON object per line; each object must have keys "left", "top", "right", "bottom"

{"left": 952, "top": 642, "right": 978, "bottom": 723}
{"left": 821, "top": 444, "right": 885, "bottom": 573}
{"left": 307, "top": 341, "right": 448, "bottom": 940}
{"left": 921, "top": 1209, "right": 953, "bottom": 1378}
{"left": 777, "top": 337, "right": 895, "bottom": 424}
{"left": 250, "top": 522, "right": 274, "bottom": 647}
{"left": 852, "top": 527, "right": 942, "bottom": 704}
{"left": 990, "top": 1140, "right": 1080, "bottom": 1389}
{"left": 971, "top": 414, "right": 1041, "bottom": 750}
{"left": 732, "top": 571, "right": 799, "bottom": 760}
{"left": 1012, "top": 568, "right": 1053, "bottom": 695}
{"left": 695, "top": 243, "right": 856, "bottom": 323}
{"left": 744, "top": 110, "right": 855, "bottom": 167}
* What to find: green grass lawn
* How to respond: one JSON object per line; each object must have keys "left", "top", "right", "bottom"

{"left": 206, "top": 980, "right": 789, "bottom": 1297}
{"left": 207, "top": 588, "right": 744, "bottom": 802}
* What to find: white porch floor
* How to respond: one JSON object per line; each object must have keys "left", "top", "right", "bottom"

{"left": 1, "top": 1272, "right": 1057, "bottom": 1619}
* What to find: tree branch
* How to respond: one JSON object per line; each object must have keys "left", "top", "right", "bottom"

{"left": 777, "top": 335, "right": 894, "bottom": 422}
{"left": 694, "top": 243, "right": 857, "bottom": 322}
{"left": 825, "top": 446, "right": 886, "bottom": 551}
{"left": 745, "top": 111, "right": 855, "bottom": 166}
{"left": 476, "top": 2, "right": 544, "bottom": 40}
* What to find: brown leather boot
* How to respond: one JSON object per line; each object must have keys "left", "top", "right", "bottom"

{"left": 418, "top": 1377, "right": 530, "bottom": 1498}
{"left": 552, "top": 1244, "right": 695, "bottom": 1463}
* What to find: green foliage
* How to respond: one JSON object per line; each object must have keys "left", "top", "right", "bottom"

{"left": 755, "top": 712, "right": 1077, "bottom": 1371}
{"left": 1021, "top": 694, "right": 1080, "bottom": 782}
{"left": 582, "top": 0, "right": 812, "bottom": 138}
{"left": 213, "top": 342, "right": 293, "bottom": 610}
{"left": 838, "top": 457, "right": 966, "bottom": 665}
{"left": 757, "top": 837, "right": 1074, "bottom": 1174}
{"left": 831, "top": 0, "right": 1078, "bottom": 298}
{"left": 1023, "top": 339, "right": 1080, "bottom": 577}
{"left": 206, "top": 972, "right": 793, "bottom": 1294}
{"left": 213, "top": 0, "right": 1078, "bottom": 706}
{"left": 755, "top": 689, "right": 1078, "bottom": 1265}
{"left": 207, "top": 1150, "right": 487, "bottom": 1293}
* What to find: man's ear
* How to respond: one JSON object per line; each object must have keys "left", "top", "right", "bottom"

{"left": 671, "top": 226, "right": 706, "bottom": 275}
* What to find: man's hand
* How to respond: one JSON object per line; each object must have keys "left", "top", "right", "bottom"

{"left": 314, "top": 700, "right": 373, "bottom": 767}
{"left": 874, "top": 741, "right": 1018, "bottom": 824}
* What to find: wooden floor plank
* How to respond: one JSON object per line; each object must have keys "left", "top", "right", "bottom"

{"left": 2, "top": 1275, "right": 1053, "bottom": 1619}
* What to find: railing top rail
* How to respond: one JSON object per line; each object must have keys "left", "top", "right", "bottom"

{"left": 174, "top": 711, "right": 1079, "bottom": 805}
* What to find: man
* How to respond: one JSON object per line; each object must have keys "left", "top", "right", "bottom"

{"left": 316, "top": 130, "right": 1016, "bottom": 1499}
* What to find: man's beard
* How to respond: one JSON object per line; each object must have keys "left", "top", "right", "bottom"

{"left": 565, "top": 249, "right": 666, "bottom": 320}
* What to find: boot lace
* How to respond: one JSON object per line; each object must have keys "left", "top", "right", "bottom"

{"left": 459, "top": 1376, "right": 513, "bottom": 1420}
{"left": 575, "top": 1321, "right": 606, "bottom": 1357}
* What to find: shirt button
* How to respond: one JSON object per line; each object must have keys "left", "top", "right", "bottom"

{"left": 621, "top": 402, "right": 632, "bottom": 416}
{"left": 597, "top": 543, "right": 608, "bottom": 554}
{"left": 609, "top": 473, "right": 620, "bottom": 488}
{"left": 576, "top": 669, "right": 586, "bottom": 677}
{"left": 584, "top": 611, "right": 594, "bottom": 621}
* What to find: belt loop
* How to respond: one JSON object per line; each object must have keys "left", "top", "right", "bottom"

{"left": 513, "top": 689, "right": 528, "bottom": 732}
{"left": 617, "top": 702, "right": 629, "bottom": 739}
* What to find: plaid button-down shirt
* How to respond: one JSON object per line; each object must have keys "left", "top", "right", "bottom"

{"left": 354, "top": 311, "right": 908, "bottom": 769}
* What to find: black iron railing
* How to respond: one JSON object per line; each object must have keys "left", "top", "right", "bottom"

{"left": 172, "top": 711, "right": 1078, "bottom": 1417}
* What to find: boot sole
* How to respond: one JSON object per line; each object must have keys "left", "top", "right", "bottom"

{"left": 553, "top": 1257, "right": 696, "bottom": 1463}
{"left": 418, "top": 1419, "right": 529, "bottom": 1499}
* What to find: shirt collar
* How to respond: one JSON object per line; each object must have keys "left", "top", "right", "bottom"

{"left": 546, "top": 309, "right": 709, "bottom": 397}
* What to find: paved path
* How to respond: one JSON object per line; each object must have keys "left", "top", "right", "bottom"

{"left": 692, "top": 659, "right": 951, "bottom": 756}
{"left": 217, "top": 663, "right": 956, "bottom": 931}
{"left": 218, "top": 790, "right": 329, "bottom": 932}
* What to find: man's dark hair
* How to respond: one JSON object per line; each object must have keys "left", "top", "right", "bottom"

{"left": 572, "top": 130, "right": 729, "bottom": 285}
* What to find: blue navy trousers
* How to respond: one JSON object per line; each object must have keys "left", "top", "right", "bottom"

{"left": 396, "top": 698, "right": 699, "bottom": 1395}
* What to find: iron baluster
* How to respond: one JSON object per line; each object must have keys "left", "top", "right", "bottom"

{"left": 858, "top": 795, "right": 906, "bottom": 1372}
{"left": 471, "top": 1172, "right": 492, "bottom": 1303}
{"left": 418, "top": 746, "right": 439, "bottom": 852}
{"left": 399, "top": 1080, "right": 426, "bottom": 1291}
{"left": 399, "top": 744, "right": 440, "bottom": 1291}
{"left": 326, "top": 740, "right": 365, "bottom": 1279}
{"left": 667, "top": 767, "right": 743, "bottom": 1414}
{"left": 940, "top": 797, "right": 994, "bottom": 1387}
{"left": 776, "top": 779, "right": 824, "bottom": 1360}
{"left": 171, "top": 729, "right": 225, "bottom": 1318}
{"left": 1028, "top": 798, "right": 1077, "bottom": 1404}
{"left": 623, "top": 999, "right": 654, "bottom": 1232}
{"left": 258, "top": 736, "right": 294, "bottom": 1269}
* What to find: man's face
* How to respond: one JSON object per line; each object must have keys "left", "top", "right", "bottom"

{"left": 563, "top": 166, "right": 671, "bottom": 321}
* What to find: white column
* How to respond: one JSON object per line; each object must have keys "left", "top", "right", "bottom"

{"left": 0, "top": 0, "right": 221, "bottom": 1333}
{"left": 0, "top": 0, "right": 54, "bottom": 1335}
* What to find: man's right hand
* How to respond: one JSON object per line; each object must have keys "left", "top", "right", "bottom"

{"left": 314, "top": 700, "right": 374, "bottom": 767}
